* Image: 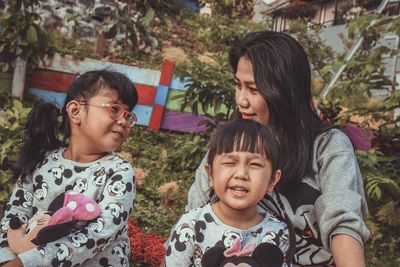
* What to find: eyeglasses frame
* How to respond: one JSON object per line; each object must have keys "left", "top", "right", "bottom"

{"left": 79, "top": 102, "right": 137, "bottom": 127}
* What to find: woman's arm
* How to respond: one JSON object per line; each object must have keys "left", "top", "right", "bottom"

{"left": 331, "top": 234, "right": 366, "bottom": 267}
{"left": 185, "top": 153, "right": 211, "bottom": 211}
{"left": 314, "top": 130, "right": 370, "bottom": 264}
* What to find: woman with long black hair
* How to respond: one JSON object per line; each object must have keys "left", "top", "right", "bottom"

{"left": 186, "top": 31, "right": 369, "bottom": 267}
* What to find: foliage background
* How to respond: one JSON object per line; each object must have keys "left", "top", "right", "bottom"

{"left": 1, "top": 1, "right": 399, "bottom": 266}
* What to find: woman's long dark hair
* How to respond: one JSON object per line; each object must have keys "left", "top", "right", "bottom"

{"left": 14, "top": 70, "right": 138, "bottom": 182}
{"left": 228, "top": 31, "right": 331, "bottom": 194}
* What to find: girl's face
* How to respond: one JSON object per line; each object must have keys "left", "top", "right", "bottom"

{"left": 76, "top": 89, "right": 132, "bottom": 154}
{"left": 235, "top": 57, "right": 270, "bottom": 126}
{"left": 206, "top": 150, "right": 280, "bottom": 214}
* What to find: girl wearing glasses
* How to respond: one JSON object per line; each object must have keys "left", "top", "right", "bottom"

{"left": 0, "top": 70, "right": 138, "bottom": 267}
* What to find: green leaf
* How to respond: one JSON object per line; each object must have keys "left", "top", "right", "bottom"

{"left": 1, "top": 12, "right": 13, "bottom": 21}
{"left": 0, "top": 139, "right": 13, "bottom": 163}
{"left": 0, "top": 43, "right": 6, "bottom": 52}
{"left": 26, "top": 25, "right": 38, "bottom": 44}
{"left": 365, "top": 64, "right": 374, "bottom": 74}
{"left": 1, "top": 64, "right": 9, "bottom": 72}
{"left": 142, "top": 8, "right": 155, "bottom": 28}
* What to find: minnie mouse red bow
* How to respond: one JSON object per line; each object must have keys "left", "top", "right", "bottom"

{"left": 224, "top": 238, "right": 256, "bottom": 257}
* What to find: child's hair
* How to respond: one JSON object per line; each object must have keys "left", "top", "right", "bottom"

{"left": 207, "top": 119, "right": 280, "bottom": 175}
{"left": 14, "top": 70, "right": 138, "bottom": 181}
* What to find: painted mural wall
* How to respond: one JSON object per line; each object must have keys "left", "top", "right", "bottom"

{"left": 1, "top": 53, "right": 214, "bottom": 133}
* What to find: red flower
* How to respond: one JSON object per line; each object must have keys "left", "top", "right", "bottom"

{"left": 128, "top": 218, "right": 168, "bottom": 267}
{"left": 129, "top": 218, "right": 145, "bottom": 261}
{"left": 143, "top": 234, "right": 167, "bottom": 266}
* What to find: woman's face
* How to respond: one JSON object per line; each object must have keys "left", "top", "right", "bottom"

{"left": 235, "top": 57, "right": 270, "bottom": 126}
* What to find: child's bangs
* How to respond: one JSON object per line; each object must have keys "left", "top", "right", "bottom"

{"left": 215, "top": 126, "right": 270, "bottom": 159}
{"left": 97, "top": 73, "right": 138, "bottom": 110}
{"left": 208, "top": 119, "right": 279, "bottom": 171}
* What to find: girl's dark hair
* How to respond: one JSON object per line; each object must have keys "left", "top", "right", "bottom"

{"left": 207, "top": 119, "right": 280, "bottom": 175}
{"left": 14, "top": 70, "right": 138, "bottom": 181}
{"left": 228, "top": 31, "right": 331, "bottom": 194}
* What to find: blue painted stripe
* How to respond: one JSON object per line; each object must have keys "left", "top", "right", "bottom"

{"left": 170, "top": 76, "right": 192, "bottom": 91}
{"left": 133, "top": 104, "right": 152, "bottom": 126}
{"left": 125, "top": 67, "right": 160, "bottom": 87}
{"left": 154, "top": 85, "right": 169, "bottom": 106}
{"left": 28, "top": 88, "right": 66, "bottom": 108}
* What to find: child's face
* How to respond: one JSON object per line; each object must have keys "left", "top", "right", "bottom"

{"left": 75, "top": 89, "right": 132, "bottom": 154}
{"left": 206, "top": 151, "right": 280, "bottom": 213}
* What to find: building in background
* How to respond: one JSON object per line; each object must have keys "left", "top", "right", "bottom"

{"left": 254, "top": 0, "right": 400, "bottom": 31}
{"left": 253, "top": 0, "right": 399, "bottom": 119}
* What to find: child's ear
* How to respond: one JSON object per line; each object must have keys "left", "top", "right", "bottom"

{"left": 268, "top": 169, "right": 281, "bottom": 193}
{"left": 66, "top": 100, "right": 82, "bottom": 124}
{"left": 205, "top": 164, "right": 213, "bottom": 188}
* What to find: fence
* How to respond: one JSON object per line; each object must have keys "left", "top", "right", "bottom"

{"left": 1, "top": 53, "right": 216, "bottom": 133}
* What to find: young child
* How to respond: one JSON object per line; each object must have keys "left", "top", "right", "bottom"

{"left": 0, "top": 70, "right": 138, "bottom": 266}
{"left": 165, "top": 119, "right": 292, "bottom": 267}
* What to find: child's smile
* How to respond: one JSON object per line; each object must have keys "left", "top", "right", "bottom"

{"left": 207, "top": 151, "right": 278, "bottom": 215}
{"left": 110, "top": 128, "right": 127, "bottom": 140}
{"left": 229, "top": 185, "right": 248, "bottom": 197}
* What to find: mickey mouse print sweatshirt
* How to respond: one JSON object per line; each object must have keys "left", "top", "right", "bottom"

{"left": 0, "top": 148, "right": 135, "bottom": 267}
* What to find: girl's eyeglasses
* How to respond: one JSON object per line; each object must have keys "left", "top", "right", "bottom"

{"left": 80, "top": 102, "right": 137, "bottom": 127}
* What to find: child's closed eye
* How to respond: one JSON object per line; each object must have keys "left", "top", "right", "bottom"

{"left": 250, "top": 162, "right": 264, "bottom": 167}
{"left": 221, "top": 161, "right": 235, "bottom": 166}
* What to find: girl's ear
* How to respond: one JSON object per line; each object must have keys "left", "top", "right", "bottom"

{"left": 66, "top": 100, "right": 82, "bottom": 124}
{"left": 268, "top": 169, "right": 281, "bottom": 193}
{"left": 205, "top": 164, "right": 213, "bottom": 188}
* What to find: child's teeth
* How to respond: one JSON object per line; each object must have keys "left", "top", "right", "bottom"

{"left": 233, "top": 187, "right": 246, "bottom": 192}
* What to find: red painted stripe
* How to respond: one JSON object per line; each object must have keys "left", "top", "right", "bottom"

{"left": 30, "top": 70, "right": 76, "bottom": 92}
{"left": 134, "top": 84, "right": 156, "bottom": 105}
{"left": 29, "top": 70, "right": 156, "bottom": 105}
{"left": 149, "top": 104, "right": 165, "bottom": 131}
{"left": 159, "top": 60, "right": 174, "bottom": 86}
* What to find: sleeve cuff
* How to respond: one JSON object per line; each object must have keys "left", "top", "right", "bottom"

{"left": 18, "top": 247, "right": 48, "bottom": 267}
{"left": 330, "top": 226, "right": 364, "bottom": 250}
{"left": 0, "top": 247, "right": 16, "bottom": 263}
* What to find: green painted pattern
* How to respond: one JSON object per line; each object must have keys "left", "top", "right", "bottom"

{"left": 166, "top": 89, "right": 229, "bottom": 116}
